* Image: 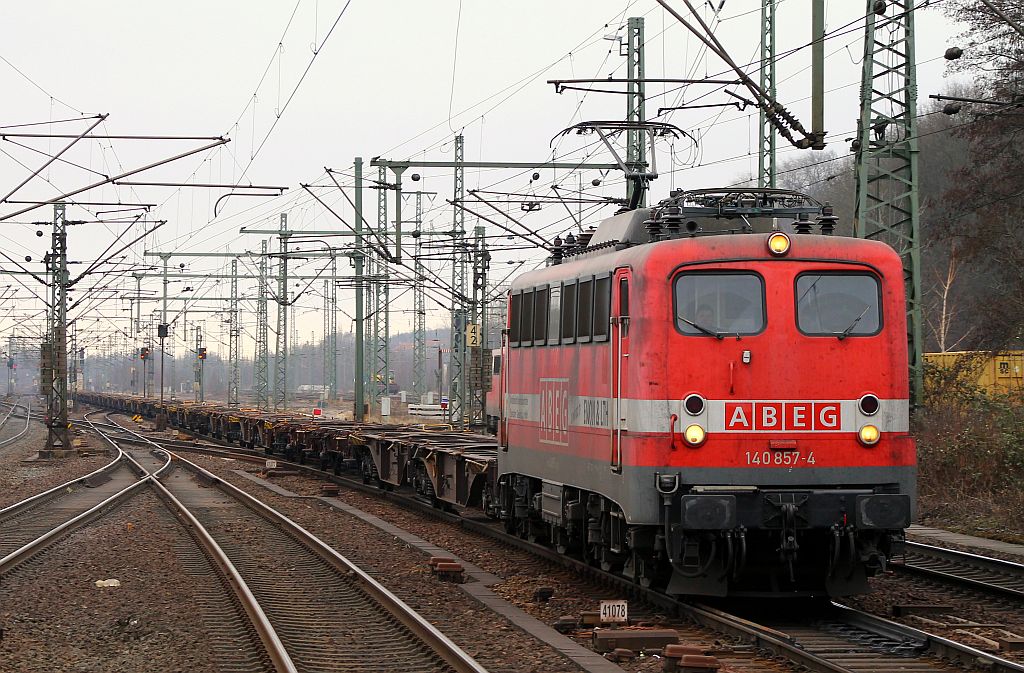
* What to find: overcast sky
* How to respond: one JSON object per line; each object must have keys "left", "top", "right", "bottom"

{"left": 0, "top": 1, "right": 964, "bottom": 362}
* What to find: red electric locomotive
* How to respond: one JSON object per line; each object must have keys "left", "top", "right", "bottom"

{"left": 495, "top": 188, "right": 914, "bottom": 597}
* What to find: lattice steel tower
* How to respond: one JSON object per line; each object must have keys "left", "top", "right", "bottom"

{"left": 468, "top": 224, "right": 489, "bottom": 426}
{"left": 625, "top": 17, "right": 646, "bottom": 206}
{"left": 228, "top": 258, "right": 240, "bottom": 406}
{"left": 759, "top": 0, "right": 777, "bottom": 188}
{"left": 44, "top": 203, "right": 70, "bottom": 454}
{"left": 255, "top": 239, "right": 270, "bottom": 410}
{"left": 274, "top": 213, "right": 289, "bottom": 410}
{"left": 373, "top": 166, "right": 390, "bottom": 408}
{"left": 412, "top": 191, "right": 426, "bottom": 400}
{"left": 853, "top": 0, "right": 922, "bottom": 404}
{"left": 448, "top": 134, "right": 468, "bottom": 427}
{"left": 328, "top": 254, "right": 338, "bottom": 399}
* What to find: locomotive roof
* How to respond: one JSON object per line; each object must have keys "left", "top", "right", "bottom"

{"left": 509, "top": 187, "right": 901, "bottom": 290}
{"left": 510, "top": 227, "right": 900, "bottom": 290}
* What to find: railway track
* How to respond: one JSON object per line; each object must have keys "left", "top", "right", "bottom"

{"left": 0, "top": 418, "right": 152, "bottom": 574}
{"left": 93, "top": 414, "right": 488, "bottom": 673}
{"left": 93, "top": 411, "right": 1024, "bottom": 673}
{"left": 0, "top": 396, "right": 33, "bottom": 448}
{"left": 897, "top": 540, "right": 1024, "bottom": 601}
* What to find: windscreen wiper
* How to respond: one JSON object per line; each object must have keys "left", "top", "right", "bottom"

{"left": 678, "top": 315, "right": 725, "bottom": 340}
{"left": 835, "top": 306, "right": 870, "bottom": 340}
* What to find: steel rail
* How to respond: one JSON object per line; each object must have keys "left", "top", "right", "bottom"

{"left": 89, "top": 414, "right": 298, "bottom": 673}
{"left": 0, "top": 397, "right": 20, "bottom": 430}
{"left": 830, "top": 602, "right": 1024, "bottom": 673}
{"left": 96, "top": 421, "right": 852, "bottom": 672}
{"left": 98, "top": 415, "right": 489, "bottom": 673}
{"left": 0, "top": 416, "right": 169, "bottom": 575}
{"left": 154, "top": 438, "right": 1024, "bottom": 673}
{"left": 88, "top": 406, "right": 1024, "bottom": 673}
{"left": 171, "top": 451, "right": 490, "bottom": 673}
{"left": 0, "top": 397, "right": 34, "bottom": 447}
{"left": 146, "top": 473, "right": 299, "bottom": 673}
{"left": 898, "top": 540, "right": 1024, "bottom": 601}
{"left": 0, "top": 411, "right": 122, "bottom": 521}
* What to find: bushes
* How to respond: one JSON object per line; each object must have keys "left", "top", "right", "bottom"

{"left": 915, "top": 373, "right": 1024, "bottom": 536}
{"left": 917, "top": 396, "right": 1024, "bottom": 495}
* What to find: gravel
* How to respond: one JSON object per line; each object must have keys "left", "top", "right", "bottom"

{"left": 847, "top": 572, "right": 1024, "bottom": 664}
{"left": 0, "top": 419, "right": 111, "bottom": 509}
{"left": 187, "top": 454, "right": 592, "bottom": 673}
{"left": 0, "top": 490, "right": 228, "bottom": 673}
{"left": 187, "top": 455, "right": 806, "bottom": 673}
{"left": 907, "top": 532, "right": 1024, "bottom": 564}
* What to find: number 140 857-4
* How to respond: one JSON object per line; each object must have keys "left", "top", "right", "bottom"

{"left": 745, "top": 450, "right": 815, "bottom": 466}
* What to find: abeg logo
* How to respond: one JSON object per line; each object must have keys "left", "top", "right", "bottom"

{"left": 724, "top": 401, "right": 841, "bottom": 431}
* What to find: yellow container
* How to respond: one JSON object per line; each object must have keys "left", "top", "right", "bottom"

{"left": 925, "top": 350, "right": 1024, "bottom": 394}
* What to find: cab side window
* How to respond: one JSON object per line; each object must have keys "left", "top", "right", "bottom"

{"left": 561, "top": 281, "right": 577, "bottom": 344}
{"left": 521, "top": 289, "right": 534, "bottom": 346}
{"left": 577, "top": 278, "right": 593, "bottom": 342}
{"left": 509, "top": 292, "right": 521, "bottom": 346}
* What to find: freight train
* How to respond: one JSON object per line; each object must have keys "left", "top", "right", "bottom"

{"left": 80, "top": 187, "right": 915, "bottom": 598}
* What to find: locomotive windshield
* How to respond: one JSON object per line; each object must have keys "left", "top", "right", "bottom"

{"left": 675, "top": 272, "right": 765, "bottom": 336}
{"left": 796, "top": 272, "right": 881, "bottom": 336}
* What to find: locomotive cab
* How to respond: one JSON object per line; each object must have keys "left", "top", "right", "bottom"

{"left": 497, "top": 189, "right": 915, "bottom": 598}
{"left": 656, "top": 233, "right": 913, "bottom": 596}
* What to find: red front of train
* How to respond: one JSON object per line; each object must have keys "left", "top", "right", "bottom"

{"left": 496, "top": 195, "right": 915, "bottom": 597}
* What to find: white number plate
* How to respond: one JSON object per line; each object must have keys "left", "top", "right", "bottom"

{"left": 599, "top": 600, "right": 628, "bottom": 624}
{"left": 265, "top": 459, "right": 278, "bottom": 469}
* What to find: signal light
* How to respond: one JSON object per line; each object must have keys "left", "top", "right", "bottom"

{"left": 140, "top": 347, "right": 150, "bottom": 361}
{"left": 767, "top": 232, "right": 791, "bottom": 256}
{"left": 198, "top": 347, "right": 208, "bottom": 360}
{"left": 684, "top": 394, "right": 705, "bottom": 416}
{"left": 858, "top": 394, "right": 880, "bottom": 416}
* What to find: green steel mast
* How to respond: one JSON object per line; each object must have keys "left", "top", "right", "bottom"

{"left": 853, "top": 0, "right": 923, "bottom": 404}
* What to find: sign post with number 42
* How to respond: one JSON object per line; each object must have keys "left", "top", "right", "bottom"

{"left": 599, "top": 600, "right": 628, "bottom": 624}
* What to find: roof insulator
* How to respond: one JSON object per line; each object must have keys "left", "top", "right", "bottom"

{"left": 816, "top": 205, "right": 838, "bottom": 235}
{"left": 794, "top": 212, "right": 813, "bottom": 235}
{"left": 645, "top": 216, "right": 662, "bottom": 242}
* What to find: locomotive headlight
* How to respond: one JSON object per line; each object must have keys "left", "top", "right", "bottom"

{"left": 767, "top": 232, "right": 791, "bottom": 256}
{"left": 683, "top": 424, "right": 706, "bottom": 447}
{"left": 858, "top": 424, "right": 881, "bottom": 446}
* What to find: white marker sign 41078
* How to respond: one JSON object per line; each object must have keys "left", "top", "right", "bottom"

{"left": 599, "top": 600, "right": 628, "bottom": 624}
